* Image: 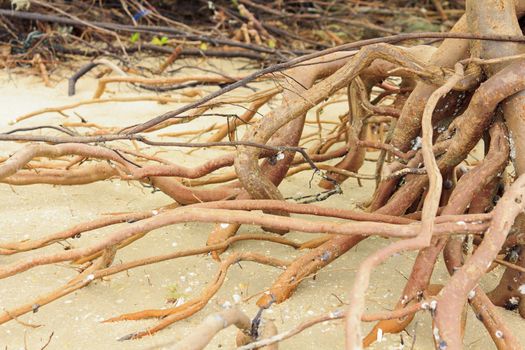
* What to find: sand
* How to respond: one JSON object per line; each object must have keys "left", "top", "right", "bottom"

{"left": 0, "top": 57, "right": 523, "bottom": 350}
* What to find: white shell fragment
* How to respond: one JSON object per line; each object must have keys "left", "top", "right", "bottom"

{"left": 467, "top": 289, "right": 476, "bottom": 300}
{"left": 376, "top": 328, "right": 383, "bottom": 342}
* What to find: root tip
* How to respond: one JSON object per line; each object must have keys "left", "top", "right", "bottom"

{"left": 117, "top": 332, "right": 138, "bottom": 341}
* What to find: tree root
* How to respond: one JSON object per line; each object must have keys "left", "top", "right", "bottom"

{"left": 5, "top": 4, "right": 525, "bottom": 348}
{"left": 170, "top": 308, "right": 252, "bottom": 350}
{"left": 108, "top": 253, "right": 289, "bottom": 340}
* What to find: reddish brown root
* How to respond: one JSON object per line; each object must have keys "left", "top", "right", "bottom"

{"left": 5, "top": 4, "right": 525, "bottom": 348}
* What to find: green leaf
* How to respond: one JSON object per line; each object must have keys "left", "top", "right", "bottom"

{"left": 151, "top": 36, "right": 162, "bottom": 46}
{"left": 268, "top": 38, "right": 276, "bottom": 49}
{"left": 129, "top": 32, "right": 140, "bottom": 44}
{"left": 151, "top": 36, "right": 169, "bottom": 46}
{"left": 199, "top": 42, "right": 208, "bottom": 51}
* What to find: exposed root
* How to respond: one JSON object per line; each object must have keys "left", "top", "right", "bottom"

{"left": 4, "top": 3, "right": 525, "bottom": 348}
{"left": 110, "top": 253, "right": 289, "bottom": 340}
{"left": 171, "top": 308, "right": 251, "bottom": 350}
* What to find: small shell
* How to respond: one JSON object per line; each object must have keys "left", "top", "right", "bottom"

{"left": 467, "top": 290, "right": 476, "bottom": 300}
{"left": 376, "top": 328, "right": 383, "bottom": 342}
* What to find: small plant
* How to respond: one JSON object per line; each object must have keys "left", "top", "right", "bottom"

{"left": 129, "top": 32, "right": 140, "bottom": 44}
{"left": 151, "top": 36, "right": 169, "bottom": 46}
